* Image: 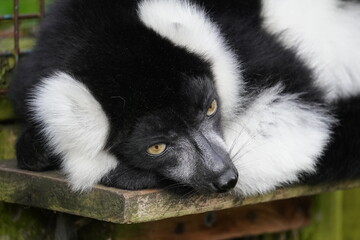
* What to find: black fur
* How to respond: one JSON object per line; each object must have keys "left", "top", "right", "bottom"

{"left": 304, "top": 96, "right": 360, "bottom": 184}
{"left": 194, "top": 0, "right": 324, "bottom": 103}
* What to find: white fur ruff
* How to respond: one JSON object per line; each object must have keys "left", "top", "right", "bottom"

{"left": 262, "top": 0, "right": 360, "bottom": 101}
{"left": 224, "top": 85, "right": 333, "bottom": 196}
{"left": 29, "top": 72, "right": 118, "bottom": 191}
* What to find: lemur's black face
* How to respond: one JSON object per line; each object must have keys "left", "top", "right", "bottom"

{"left": 72, "top": 21, "right": 239, "bottom": 193}
{"left": 113, "top": 76, "right": 238, "bottom": 193}
{"left": 40, "top": 11, "right": 240, "bottom": 193}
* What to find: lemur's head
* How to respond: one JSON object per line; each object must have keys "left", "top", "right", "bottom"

{"left": 32, "top": 0, "right": 241, "bottom": 193}
{"left": 115, "top": 72, "right": 238, "bottom": 193}
{"left": 94, "top": 23, "right": 239, "bottom": 193}
{"left": 80, "top": 0, "right": 241, "bottom": 193}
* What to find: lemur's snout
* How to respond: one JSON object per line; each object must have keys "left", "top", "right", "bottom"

{"left": 211, "top": 168, "right": 238, "bottom": 193}
{"left": 191, "top": 131, "right": 238, "bottom": 193}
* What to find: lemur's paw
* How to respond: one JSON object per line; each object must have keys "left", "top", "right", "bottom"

{"left": 16, "top": 128, "right": 59, "bottom": 171}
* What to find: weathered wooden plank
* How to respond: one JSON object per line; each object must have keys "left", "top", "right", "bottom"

{"left": 81, "top": 197, "right": 311, "bottom": 240}
{"left": 0, "top": 160, "right": 127, "bottom": 223}
{"left": 1, "top": 159, "right": 360, "bottom": 224}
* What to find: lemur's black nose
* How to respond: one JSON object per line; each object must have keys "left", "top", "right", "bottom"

{"left": 212, "top": 170, "right": 238, "bottom": 193}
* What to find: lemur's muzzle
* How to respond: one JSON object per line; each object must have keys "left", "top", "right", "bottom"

{"left": 192, "top": 132, "right": 238, "bottom": 193}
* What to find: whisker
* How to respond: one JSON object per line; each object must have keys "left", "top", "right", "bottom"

{"left": 231, "top": 131, "right": 260, "bottom": 161}
{"left": 232, "top": 141, "right": 269, "bottom": 167}
{"left": 180, "top": 189, "right": 198, "bottom": 199}
{"left": 160, "top": 182, "right": 188, "bottom": 192}
{"left": 223, "top": 114, "right": 256, "bottom": 157}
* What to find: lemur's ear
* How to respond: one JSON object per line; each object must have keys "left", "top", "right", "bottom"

{"left": 30, "top": 72, "right": 118, "bottom": 191}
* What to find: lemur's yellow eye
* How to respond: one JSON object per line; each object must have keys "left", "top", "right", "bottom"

{"left": 207, "top": 99, "right": 218, "bottom": 116}
{"left": 147, "top": 144, "right": 167, "bottom": 155}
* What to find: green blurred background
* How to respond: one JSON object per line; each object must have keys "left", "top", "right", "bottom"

{"left": 0, "top": 0, "right": 45, "bottom": 14}
{"left": 0, "top": 0, "right": 52, "bottom": 52}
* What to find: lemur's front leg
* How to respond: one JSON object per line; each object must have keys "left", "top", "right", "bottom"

{"left": 16, "top": 126, "right": 60, "bottom": 171}
{"left": 22, "top": 72, "right": 119, "bottom": 191}
{"left": 100, "top": 164, "right": 163, "bottom": 190}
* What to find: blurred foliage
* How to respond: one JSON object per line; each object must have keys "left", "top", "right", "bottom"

{"left": 0, "top": 202, "right": 54, "bottom": 240}
{"left": 0, "top": 0, "right": 51, "bottom": 107}
{"left": 0, "top": 0, "right": 46, "bottom": 31}
{"left": 0, "top": 0, "right": 52, "bottom": 32}
{"left": 0, "top": 37, "right": 36, "bottom": 53}
{"left": 0, "top": 0, "right": 50, "bottom": 14}
{"left": 0, "top": 0, "right": 47, "bottom": 120}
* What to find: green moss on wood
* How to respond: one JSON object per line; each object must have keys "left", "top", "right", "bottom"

{"left": 0, "top": 54, "right": 16, "bottom": 122}
{"left": 0, "top": 125, "right": 18, "bottom": 160}
{"left": 1, "top": 159, "right": 360, "bottom": 224}
{"left": 0, "top": 98, "right": 15, "bottom": 122}
{"left": 1, "top": 54, "right": 15, "bottom": 89}
{"left": 0, "top": 162, "right": 126, "bottom": 223}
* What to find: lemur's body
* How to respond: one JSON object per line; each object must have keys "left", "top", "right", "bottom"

{"left": 9, "top": 0, "right": 360, "bottom": 195}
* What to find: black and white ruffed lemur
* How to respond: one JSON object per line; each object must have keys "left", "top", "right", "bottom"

{"left": 9, "top": 0, "right": 360, "bottom": 196}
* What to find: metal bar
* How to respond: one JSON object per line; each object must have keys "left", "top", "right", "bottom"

{"left": 13, "top": 0, "right": 20, "bottom": 62}
{"left": 0, "top": 0, "right": 46, "bottom": 96}
{"left": 0, "top": 50, "right": 32, "bottom": 57}
{"left": 0, "top": 14, "right": 41, "bottom": 20}
{"left": 0, "top": 1, "right": 44, "bottom": 58}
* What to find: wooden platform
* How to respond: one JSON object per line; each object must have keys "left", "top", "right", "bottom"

{"left": 1, "top": 159, "right": 360, "bottom": 224}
